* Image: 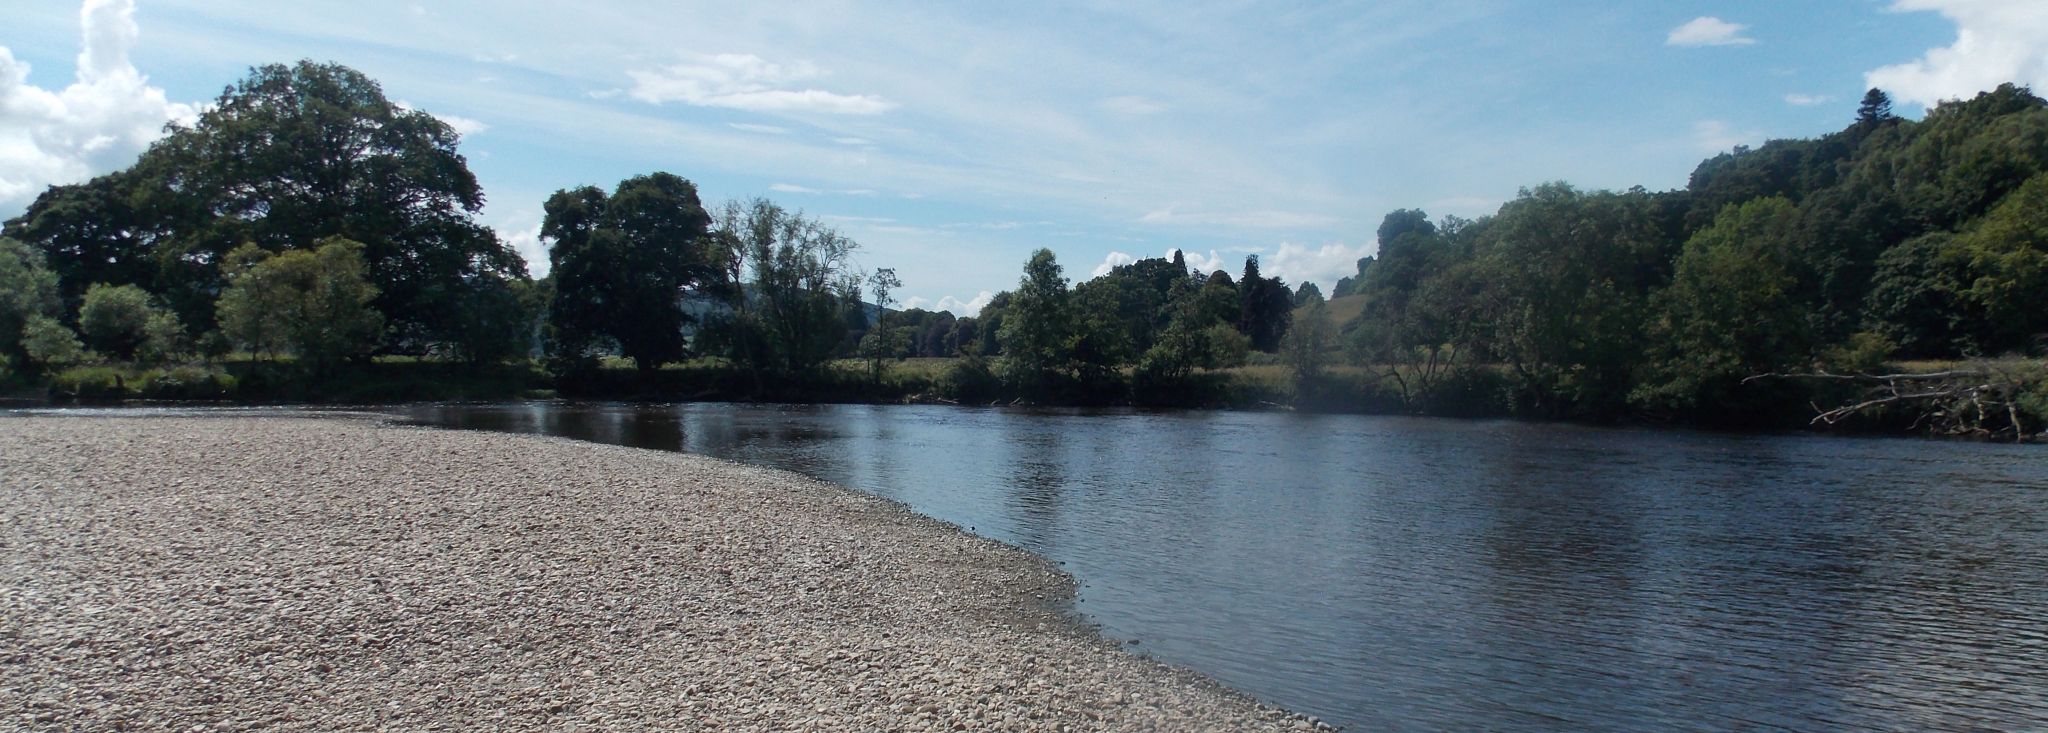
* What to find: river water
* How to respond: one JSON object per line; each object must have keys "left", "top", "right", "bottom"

{"left": 395, "top": 402, "right": 2048, "bottom": 731}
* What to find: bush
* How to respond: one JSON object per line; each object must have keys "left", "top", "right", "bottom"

{"left": 21, "top": 315, "right": 88, "bottom": 369}
{"left": 79, "top": 283, "right": 181, "bottom": 363}
{"left": 50, "top": 365, "right": 127, "bottom": 400}
{"left": 138, "top": 366, "right": 236, "bottom": 400}
{"left": 938, "top": 353, "right": 1003, "bottom": 404}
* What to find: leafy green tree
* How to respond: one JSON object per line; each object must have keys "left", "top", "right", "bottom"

{"left": 998, "top": 249, "right": 1073, "bottom": 396}
{"left": 1282, "top": 297, "right": 1335, "bottom": 396}
{"left": 1236, "top": 256, "right": 1293, "bottom": 351}
{"left": 1, "top": 174, "right": 158, "bottom": 318}
{"left": 6, "top": 61, "right": 523, "bottom": 345}
{"left": 1952, "top": 172, "right": 2048, "bottom": 352}
{"left": 1866, "top": 232, "right": 1970, "bottom": 357}
{"left": 545, "top": 173, "right": 715, "bottom": 376}
{"left": 708, "top": 198, "right": 861, "bottom": 378}
{"left": 860, "top": 268, "right": 903, "bottom": 382}
{"left": 1634, "top": 198, "right": 1814, "bottom": 415}
{"left": 21, "top": 316, "right": 87, "bottom": 369}
{"left": 78, "top": 284, "right": 182, "bottom": 363}
{"left": 215, "top": 237, "right": 384, "bottom": 369}
{"left": 1856, "top": 88, "right": 1896, "bottom": 127}
{"left": 1, "top": 237, "right": 66, "bottom": 371}
{"left": 1467, "top": 184, "right": 1669, "bottom": 416}
{"left": 1292, "top": 281, "right": 1324, "bottom": 307}
{"left": 441, "top": 274, "right": 541, "bottom": 366}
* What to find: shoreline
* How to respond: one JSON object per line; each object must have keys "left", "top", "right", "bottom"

{"left": 1, "top": 415, "right": 1323, "bottom": 731}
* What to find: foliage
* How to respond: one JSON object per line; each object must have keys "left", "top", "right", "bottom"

{"left": 3, "top": 61, "right": 525, "bottom": 346}
{"left": 1235, "top": 255, "right": 1293, "bottom": 352}
{"left": 860, "top": 268, "right": 904, "bottom": 382}
{"left": 21, "top": 316, "right": 88, "bottom": 369}
{"left": 997, "top": 249, "right": 1073, "bottom": 397}
{"left": 79, "top": 283, "right": 183, "bottom": 363}
{"left": 707, "top": 198, "right": 861, "bottom": 380}
{"left": 545, "top": 173, "right": 714, "bottom": 374}
{"left": 1632, "top": 198, "right": 1814, "bottom": 418}
{"left": 1281, "top": 297, "right": 1335, "bottom": 397}
{"left": 215, "top": 237, "right": 384, "bottom": 369}
{"left": 0, "top": 237, "right": 65, "bottom": 370}
{"left": 440, "top": 274, "right": 542, "bottom": 366}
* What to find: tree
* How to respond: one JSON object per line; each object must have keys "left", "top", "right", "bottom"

{"left": 6, "top": 61, "right": 524, "bottom": 346}
{"left": 997, "top": 249, "right": 1072, "bottom": 396}
{"left": 441, "top": 274, "right": 541, "bottom": 366}
{"left": 1235, "top": 255, "right": 1293, "bottom": 351}
{"left": 1857, "top": 88, "right": 1896, "bottom": 127}
{"left": 1, "top": 238, "right": 61, "bottom": 365}
{"left": 1633, "top": 198, "right": 1814, "bottom": 417}
{"left": 78, "top": 283, "right": 181, "bottom": 363}
{"left": 1292, "top": 281, "right": 1325, "bottom": 307}
{"left": 1, "top": 174, "right": 157, "bottom": 319}
{"left": 860, "top": 267, "right": 903, "bottom": 383}
{"left": 1467, "top": 184, "right": 1668, "bottom": 416}
{"left": 20, "top": 316, "right": 87, "bottom": 369}
{"left": 1951, "top": 172, "right": 2048, "bottom": 353}
{"left": 215, "top": 237, "right": 383, "bottom": 369}
{"left": 708, "top": 198, "right": 861, "bottom": 379}
{"left": 545, "top": 173, "right": 715, "bottom": 376}
{"left": 1282, "top": 297, "right": 1335, "bottom": 398}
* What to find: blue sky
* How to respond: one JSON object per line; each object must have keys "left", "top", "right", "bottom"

{"left": 3, "top": 1, "right": 2041, "bottom": 314}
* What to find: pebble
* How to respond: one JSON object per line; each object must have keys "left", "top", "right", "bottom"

{"left": 0, "top": 416, "right": 1329, "bottom": 732}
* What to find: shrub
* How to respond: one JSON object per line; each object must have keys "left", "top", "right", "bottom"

{"left": 51, "top": 365, "right": 128, "bottom": 400}
{"left": 938, "top": 352, "right": 1003, "bottom": 404}
{"left": 138, "top": 366, "right": 237, "bottom": 400}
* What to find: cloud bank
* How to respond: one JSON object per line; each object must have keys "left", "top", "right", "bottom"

{"left": 0, "top": 0, "right": 196, "bottom": 212}
{"left": 1866, "top": 0, "right": 2048, "bottom": 108}
{"left": 624, "top": 53, "right": 895, "bottom": 115}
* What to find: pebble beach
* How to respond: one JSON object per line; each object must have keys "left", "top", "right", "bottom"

{"left": 1, "top": 416, "right": 1318, "bottom": 731}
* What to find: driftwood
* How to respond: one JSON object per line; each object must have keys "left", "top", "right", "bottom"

{"left": 1745, "top": 365, "right": 2038, "bottom": 442}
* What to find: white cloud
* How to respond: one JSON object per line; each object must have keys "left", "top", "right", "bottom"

{"left": 1265, "top": 241, "right": 1372, "bottom": 290}
{"left": 1100, "top": 95, "right": 1165, "bottom": 115}
{"left": 496, "top": 218, "right": 546, "bottom": 277}
{"left": 1692, "top": 119, "right": 1761, "bottom": 154}
{"left": 901, "top": 296, "right": 931, "bottom": 310}
{"left": 1784, "top": 93, "right": 1833, "bottom": 106}
{"left": 1866, "top": 0, "right": 2048, "bottom": 108}
{"left": 1666, "top": 17, "right": 1756, "bottom": 47}
{"left": 624, "top": 53, "right": 895, "bottom": 115}
{"left": 832, "top": 136, "right": 874, "bottom": 145}
{"left": 728, "top": 122, "right": 790, "bottom": 134}
{"left": 1139, "top": 205, "right": 1338, "bottom": 229}
{"left": 439, "top": 113, "right": 487, "bottom": 136}
{"left": 1178, "top": 248, "right": 1234, "bottom": 276}
{"left": 1092, "top": 250, "right": 1139, "bottom": 277}
{"left": 935, "top": 291, "right": 995, "bottom": 317}
{"left": 0, "top": 0, "right": 197, "bottom": 213}
{"left": 770, "top": 182, "right": 881, "bottom": 196}
{"left": 397, "top": 100, "right": 488, "bottom": 136}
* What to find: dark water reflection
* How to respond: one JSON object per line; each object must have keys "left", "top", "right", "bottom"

{"left": 395, "top": 402, "right": 2048, "bottom": 731}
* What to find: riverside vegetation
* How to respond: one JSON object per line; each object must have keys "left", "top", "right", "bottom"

{"left": 1, "top": 62, "right": 2044, "bottom": 439}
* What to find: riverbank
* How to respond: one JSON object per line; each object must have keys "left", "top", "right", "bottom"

{"left": 21, "top": 355, "right": 2046, "bottom": 440}
{"left": 0, "top": 416, "right": 1319, "bottom": 731}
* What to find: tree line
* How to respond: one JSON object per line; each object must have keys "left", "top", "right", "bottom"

{"left": 1, "top": 61, "right": 2042, "bottom": 435}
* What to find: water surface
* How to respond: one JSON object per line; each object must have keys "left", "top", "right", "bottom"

{"left": 396, "top": 402, "right": 2048, "bottom": 731}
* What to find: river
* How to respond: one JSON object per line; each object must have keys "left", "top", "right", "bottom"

{"left": 396, "top": 402, "right": 2048, "bottom": 731}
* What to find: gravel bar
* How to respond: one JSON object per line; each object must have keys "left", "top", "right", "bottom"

{"left": 1, "top": 416, "right": 1322, "bottom": 731}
